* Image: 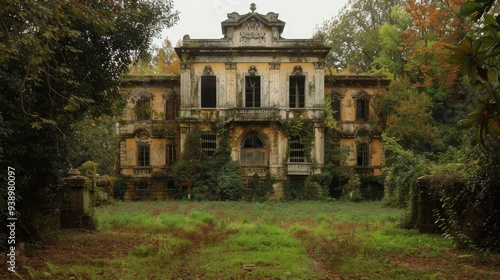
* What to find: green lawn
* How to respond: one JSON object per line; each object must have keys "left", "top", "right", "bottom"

{"left": 14, "top": 201, "right": 499, "bottom": 279}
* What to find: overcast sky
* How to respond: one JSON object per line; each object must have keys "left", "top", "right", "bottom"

{"left": 158, "top": 0, "right": 349, "bottom": 46}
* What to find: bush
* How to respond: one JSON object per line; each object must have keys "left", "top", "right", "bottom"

{"left": 284, "top": 177, "right": 321, "bottom": 201}
{"left": 245, "top": 173, "right": 274, "bottom": 202}
{"left": 113, "top": 175, "right": 129, "bottom": 200}
{"left": 217, "top": 161, "right": 244, "bottom": 200}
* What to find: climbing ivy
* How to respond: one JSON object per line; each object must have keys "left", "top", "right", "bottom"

{"left": 324, "top": 91, "right": 339, "bottom": 130}
{"left": 282, "top": 117, "right": 314, "bottom": 160}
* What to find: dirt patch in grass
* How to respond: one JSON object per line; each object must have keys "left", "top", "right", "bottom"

{"left": 1, "top": 229, "right": 144, "bottom": 279}
{"left": 386, "top": 248, "right": 500, "bottom": 280}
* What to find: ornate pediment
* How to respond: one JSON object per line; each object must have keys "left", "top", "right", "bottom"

{"left": 221, "top": 3, "right": 285, "bottom": 46}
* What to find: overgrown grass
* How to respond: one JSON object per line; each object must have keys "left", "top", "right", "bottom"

{"left": 17, "top": 201, "right": 497, "bottom": 279}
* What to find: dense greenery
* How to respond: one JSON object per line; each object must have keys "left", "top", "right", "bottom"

{"left": 0, "top": 0, "right": 179, "bottom": 243}
{"left": 318, "top": 0, "right": 500, "bottom": 250}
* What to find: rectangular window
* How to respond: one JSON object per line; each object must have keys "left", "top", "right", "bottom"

{"left": 245, "top": 76, "right": 261, "bottom": 107}
{"left": 137, "top": 145, "right": 150, "bottom": 166}
{"left": 201, "top": 131, "right": 217, "bottom": 157}
{"left": 136, "top": 97, "right": 151, "bottom": 121}
{"left": 165, "top": 95, "right": 178, "bottom": 120}
{"left": 356, "top": 99, "right": 369, "bottom": 121}
{"left": 289, "top": 138, "right": 306, "bottom": 163}
{"left": 166, "top": 140, "right": 176, "bottom": 166}
{"left": 201, "top": 76, "right": 216, "bottom": 108}
{"left": 289, "top": 76, "right": 305, "bottom": 108}
{"left": 357, "top": 143, "right": 370, "bottom": 167}
{"left": 332, "top": 98, "right": 341, "bottom": 120}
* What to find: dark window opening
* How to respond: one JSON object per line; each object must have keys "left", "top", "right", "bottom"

{"left": 201, "top": 76, "right": 216, "bottom": 108}
{"left": 136, "top": 96, "right": 151, "bottom": 121}
{"left": 165, "top": 95, "right": 178, "bottom": 120}
{"left": 137, "top": 144, "right": 150, "bottom": 167}
{"left": 166, "top": 139, "right": 176, "bottom": 166}
{"left": 240, "top": 134, "right": 266, "bottom": 166}
{"left": 289, "top": 76, "right": 305, "bottom": 108}
{"left": 357, "top": 143, "right": 369, "bottom": 167}
{"left": 331, "top": 97, "right": 341, "bottom": 120}
{"left": 289, "top": 138, "right": 306, "bottom": 163}
{"left": 245, "top": 76, "right": 261, "bottom": 107}
{"left": 356, "top": 98, "right": 369, "bottom": 121}
{"left": 201, "top": 131, "right": 217, "bottom": 157}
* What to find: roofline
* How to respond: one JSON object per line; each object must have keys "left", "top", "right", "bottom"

{"left": 175, "top": 46, "right": 331, "bottom": 59}
{"left": 120, "top": 75, "right": 180, "bottom": 86}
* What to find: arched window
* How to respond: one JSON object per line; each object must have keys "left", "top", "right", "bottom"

{"left": 356, "top": 142, "right": 370, "bottom": 167}
{"left": 240, "top": 133, "right": 266, "bottom": 166}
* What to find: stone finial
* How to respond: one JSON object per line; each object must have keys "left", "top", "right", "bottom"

{"left": 250, "top": 3, "right": 256, "bottom": 12}
{"left": 67, "top": 168, "right": 81, "bottom": 177}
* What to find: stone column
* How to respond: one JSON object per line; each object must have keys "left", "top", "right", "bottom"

{"left": 60, "top": 168, "right": 97, "bottom": 229}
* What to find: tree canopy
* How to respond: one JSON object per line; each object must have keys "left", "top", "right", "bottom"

{"left": 0, "top": 0, "right": 179, "bottom": 241}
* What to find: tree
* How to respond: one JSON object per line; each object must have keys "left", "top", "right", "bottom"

{"left": 0, "top": 0, "right": 179, "bottom": 242}
{"left": 403, "top": 0, "right": 469, "bottom": 91}
{"left": 67, "top": 116, "right": 117, "bottom": 175}
{"left": 129, "top": 37, "right": 181, "bottom": 75}
{"left": 317, "top": 0, "right": 405, "bottom": 72}
{"left": 448, "top": 0, "right": 500, "bottom": 143}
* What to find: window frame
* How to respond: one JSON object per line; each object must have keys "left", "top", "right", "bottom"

{"left": 331, "top": 96, "right": 342, "bottom": 121}
{"left": 165, "top": 138, "right": 176, "bottom": 166}
{"left": 245, "top": 75, "right": 261, "bottom": 108}
{"left": 200, "top": 75, "right": 217, "bottom": 108}
{"left": 356, "top": 142, "right": 370, "bottom": 167}
{"left": 288, "top": 137, "right": 306, "bottom": 163}
{"left": 355, "top": 97, "right": 370, "bottom": 122}
{"left": 137, "top": 144, "right": 151, "bottom": 167}
{"left": 136, "top": 96, "right": 151, "bottom": 121}
{"left": 240, "top": 133, "right": 267, "bottom": 166}
{"left": 200, "top": 131, "right": 217, "bottom": 157}
{"left": 289, "top": 75, "right": 306, "bottom": 108}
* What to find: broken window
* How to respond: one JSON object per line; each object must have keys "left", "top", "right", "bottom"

{"left": 289, "top": 76, "right": 305, "bottom": 108}
{"left": 201, "top": 131, "right": 217, "bottom": 157}
{"left": 201, "top": 76, "right": 216, "bottom": 108}
{"left": 245, "top": 76, "right": 261, "bottom": 107}
{"left": 356, "top": 142, "right": 370, "bottom": 167}
{"left": 240, "top": 133, "right": 266, "bottom": 166}
{"left": 136, "top": 96, "right": 151, "bottom": 121}
{"left": 355, "top": 98, "right": 370, "bottom": 122}
{"left": 137, "top": 144, "right": 150, "bottom": 166}
{"left": 289, "top": 137, "right": 306, "bottom": 163}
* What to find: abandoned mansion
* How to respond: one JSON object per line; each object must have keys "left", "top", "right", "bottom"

{"left": 116, "top": 4, "right": 390, "bottom": 200}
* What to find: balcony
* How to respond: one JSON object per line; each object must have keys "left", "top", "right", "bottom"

{"left": 286, "top": 163, "right": 311, "bottom": 176}
{"left": 134, "top": 167, "right": 152, "bottom": 176}
{"left": 230, "top": 108, "right": 279, "bottom": 121}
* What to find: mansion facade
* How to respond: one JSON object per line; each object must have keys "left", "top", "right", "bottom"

{"left": 117, "top": 5, "right": 390, "bottom": 200}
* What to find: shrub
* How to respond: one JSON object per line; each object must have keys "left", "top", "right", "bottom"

{"left": 245, "top": 173, "right": 274, "bottom": 202}
{"left": 112, "top": 175, "right": 129, "bottom": 200}
{"left": 217, "top": 161, "right": 244, "bottom": 200}
{"left": 284, "top": 177, "right": 322, "bottom": 201}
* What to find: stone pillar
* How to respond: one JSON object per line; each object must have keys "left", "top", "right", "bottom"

{"left": 60, "top": 168, "right": 97, "bottom": 229}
